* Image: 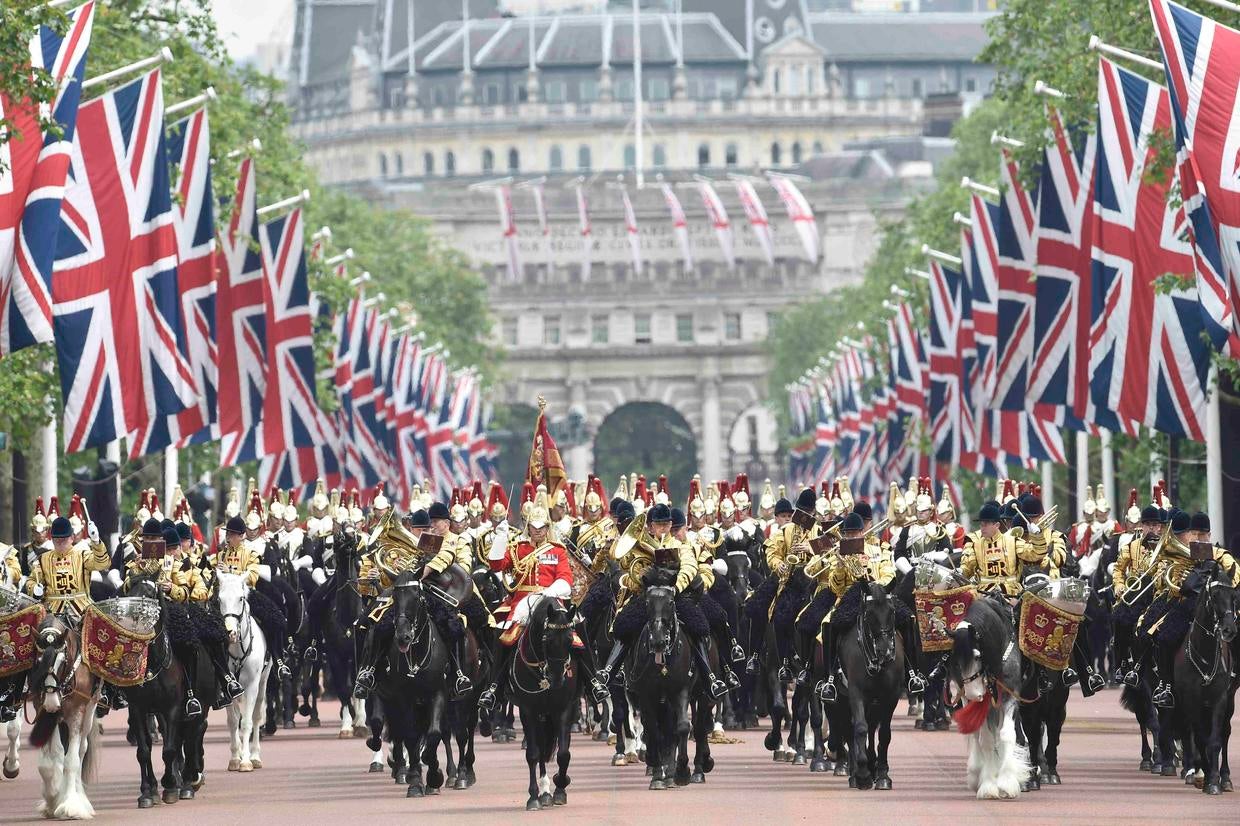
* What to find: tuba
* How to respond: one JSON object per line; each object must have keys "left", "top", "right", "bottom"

{"left": 371, "top": 509, "right": 424, "bottom": 581}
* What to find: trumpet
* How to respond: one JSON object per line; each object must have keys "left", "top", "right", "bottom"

{"left": 1008, "top": 503, "right": 1059, "bottom": 541}
{"left": 1118, "top": 524, "right": 1170, "bottom": 606}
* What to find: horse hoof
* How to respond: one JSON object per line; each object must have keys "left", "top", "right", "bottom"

{"left": 227, "top": 759, "right": 241, "bottom": 772}
{"left": 466, "top": 770, "right": 477, "bottom": 787}
{"left": 875, "top": 776, "right": 892, "bottom": 790}
{"left": 810, "top": 760, "right": 828, "bottom": 773}
{"left": 338, "top": 730, "right": 351, "bottom": 739}
{"left": 538, "top": 793, "right": 552, "bottom": 807}
{"left": 162, "top": 789, "right": 180, "bottom": 804}
{"left": 307, "top": 718, "right": 321, "bottom": 728}
{"left": 1026, "top": 777, "right": 1040, "bottom": 791}
{"left": 250, "top": 758, "right": 262, "bottom": 769}
{"left": 193, "top": 773, "right": 205, "bottom": 791}
{"left": 1194, "top": 774, "right": 1206, "bottom": 790}
{"left": 833, "top": 763, "right": 848, "bottom": 777}
{"left": 792, "top": 753, "right": 806, "bottom": 766}
{"left": 137, "top": 797, "right": 154, "bottom": 809}
{"left": 1047, "top": 772, "right": 1061, "bottom": 785}
{"left": 239, "top": 761, "right": 254, "bottom": 773}
{"left": 453, "top": 777, "right": 468, "bottom": 791}
{"left": 1205, "top": 783, "right": 1222, "bottom": 795}
{"left": 593, "top": 731, "right": 607, "bottom": 742}
{"left": 179, "top": 787, "right": 195, "bottom": 800}
{"left": 782, "top": 751, "right": 796, "bottom": 763}
{"left": 553, "top": 789, "right": 567, "bottom": 806}
{"left": 407, "top": 785, "right": 424, "bottom": 798}
{"left": 625, "top": 753, "right": 640, "bottom": 765}
{"left": 2, "top": 766, "right": 17, "bottom": 780}
{"left": 649, "top": 779, "right": 666, "bottom": 791}
{"left": 848, "top": 776, "right": 857, "bottom": 789}
{"left": 674, "top": 771, "right": 690, "bottom": 787}
{"left": 1222, "top": 779, "right": 1234, "bottom": 792}
{"left": 611, "top": 754, "right": 627, "bottom": 767}
{"left": 1039, "top": 768, "right": 1051, "bottom": 783}
{"left": 1161, "top": 764, "right": 1178, "bottom": 777}
{"left": 1139, "top": 760, "right": 1153, "bottom": 772}
{"left": 525, "top": 797, "right": 541, "bottom": 810}
{"left": 395, "top": 770, "right": 409, "bottom": 785}
{"left": 645, "top": 766, "right": 653, "bottom": 777}
{"left": 366, "top": 735, "right": 382, "bottom": 752}
{"left": 353, "top": 725, "right": 369, "bottom": 738}
{"left": 763, "top": 731, "right": 780, "bottom": 751}
{"left": 369, "top": 763, "right": 384, "bottom": 773}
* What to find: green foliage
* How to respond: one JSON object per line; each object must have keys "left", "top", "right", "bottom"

{"left": 0, "top": 0, "right": 67, "bottom": 169}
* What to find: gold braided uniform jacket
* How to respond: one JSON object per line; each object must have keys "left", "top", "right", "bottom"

{"left": 686, "top": 533, "right": 718, "bottom": 591}
{"left": 25, "top": 539, "right": 110, "bottom": 615}
{"left": 214, "top": 540, "right": 262, "bottom": 587}
{"left": 960, "top": 531, "right": 1022, "bottom": 596}
{"left": 1112, "top": 535, "right": 1157, "bottom": 599}
{"left": 131, "top": 558, "right": 210, "bottom": 604}
{"left": 1151, "top": 542, "right": 1240, "bottom": 600}
{"left": 1, "top": 542, "right": 20, "bottom": 588}
{"left": 618, "top": 535, "right": 696, "bottom": 605}
{"left": 764, "top": 522, "right": 821, "bottom": 584}
{"left": 1016, "top": 530, "right": 1066, "bottom": 578}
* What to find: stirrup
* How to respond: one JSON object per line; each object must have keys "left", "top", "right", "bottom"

{"left": 1122, "top": 667, "right": 1140, "bottom": 688}
{"left": 304, "top": 644, "right": 318, "bottom": 662}
{"left": 277, "top": 659, "right": 292, "bottom": 680}
{"left": 478, "top": 684, "right": 499, "bottom": 712}
{"left": 708, "top": 676, "right": 729, "bottom": 700}
{"left": 1152, "top": 682, "right": 1174, "bottom": 708}
{"left": 724, "top": 668, "right": 741, "bottom": 690}
{"left": 745, "top": 654, "right": 760, "bottom": 676}
{"left": 777, "top": 659, "right": 793, "bottom": 683}
{"left": 110, "top": 690, "right": 128, "bottom": 710}
{"left": 185, "top": 692, "right": 203, "bottom": 719}
{"left": 589, "top": 679, "right": 611, "bottom": 705}
{"left": 1086, "top": 670, "right": 1106, "bottom": 693}
{"left": 353, "top": 668, "right": 375, "bottom": 699}
{"left": 1111, "top": 667, "right": 1125, "bottom": 684}
{"left": 454, "top": 673, "right": 474, "bottom": 696}
{"left": 907, "top": 671, "right": 927, "bottom": 695}
{"left": 730, "top": 641, "right": 746, "bottom": 663}
{"left": 225, "top": 675, "right": 245, "bottom": 699}
{"left": 817, "top": 677, "right": 838, "bottom": 704}
{"left": 1061, "top": 667, "right": 1079, "bottom": 687}
{"left": 0, "top": 705, "right": 16, "bottom": 723}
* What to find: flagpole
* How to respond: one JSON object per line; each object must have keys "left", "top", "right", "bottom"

{"left": 106, "top": 440, "right": 121, "bottom": 551}
{"left": 82, "top": 48, "right": 174, "bottom": 92}
{"left": 164, "top": 448, "right": 178, "bottom": 511}
{"left": 1206, "top": 365, "right": 1223, "bottom": 542}
{"left": 633, "top": 0, "right": 644, "bottom": 189}
{"left": 1074, "top": 430, "right": 1089, "bottom": 518}
{"left": 1100, "top": 428, "right": 1115, "bottom": 516}
{"left": 40, "top": 416, "right": 57, "bottom": 503}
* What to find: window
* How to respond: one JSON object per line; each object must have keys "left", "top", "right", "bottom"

{"left": 549, "top": 145, "right": 563, "bottom": 172}
{"left": 676, "top": 314, "right": 693, "bottom": 343}
{"left": 544, "top": 80, "right": 566, "bottom": 103}
{"left": 855, "top": 77, "right": 871, "bottom": 98}
{"left": 508, "top": 148, "right": 520, "bottom": 172}
{"left": 718, "top": 77, "right": 738, "bottom": 100}
{"left": 770, "top": 142, "right": 782, "bottom": 166}
{"left": 725, "top": 143, "right": 738, "bottom": 167}
{"left": 543, "top": 315, "right": 561, "bottom": 346}
{"left": 432, "top": 87, "right": 448, "bottom": 107}
{"left": 579, "top": 78, "right": 598, "bottom": 102}
{"left": 617, "top": 78, "right": 634, "bottom": 101}
{"left": 766, "top": 311, "right": 781, "bottom": 334}
{"left": 724, "top": 312, "right": 742, "bottom": 341}
{"left": 806, "top": 66, "right": 815, "bottom": 95}
{"left": 423, "top": 152, "right": 434, "bottom": 175}
{"left": 502, "top": 317, "right": 517, "bottom": 346}
{"left": 591, "top": 314, "right": 609, "bottom": 344}
{"left": 912, "top": 78, "right": 923, "bottom": 98}
{"left": 394, "top": 152, "right": 403, "bottom": 175}
{"left": 965, "top": 77, "right": 977, "bottom": 93}
{"left": 634, "top": 313, "right": 652, "bottom": 344}
{"left": 653, "top": 144, "right": 667, "bottom": 168}
{"left": 772, "top": 67, "right": 781, "bottom": 94}
{"left": 791, "top": 142, "right": 802, "bottom": 165}
{"left": 697, "top": 143, "right": 710, "bottom": 168}
{"left": 788, "top": 65, "right": 801, "bottom": 96}
{"left": 648, "top": 77, "right": 669, "bottom": 100}
{"left": 577, "top": 144, "right": 592, "bottom": 171}
{"left": 483, "top": 83, "right": 501, "bottom": 104}
{"left": 378, "top": 152, "right": 388, "bottom": 177}
{"left": 812, "top": 141, "right": 824, "bottom": 156}
{"left": 516, "top": 84, "right": 528, "bottom": 102}
{"left": 624, "top": 143, "right": 636, "bottom": 170}
{"left": 445, "top": 151, "right": 456, "bottom": 176}
{"left": 482, "top": 148, "right": 494, "bottom": 172}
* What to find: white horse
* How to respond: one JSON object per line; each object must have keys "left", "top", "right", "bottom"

{"left": 30, "top": 616, "right": 100, "bottom": 819}
{"left": 3, "top": 716, "right": 20, "bottom": 779}
{"left": 217, "top": 573, "right": 272, "bottom": 773}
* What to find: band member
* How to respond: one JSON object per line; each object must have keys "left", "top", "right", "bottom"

{"left": 25, "top": 514, "right": 109, "bottom": 622}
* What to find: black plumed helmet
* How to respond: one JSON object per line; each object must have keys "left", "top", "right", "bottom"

{"left": 795, "top": 488, "right": 817, "bottom": 512}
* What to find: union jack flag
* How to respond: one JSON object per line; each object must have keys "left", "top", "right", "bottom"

{"left": 1089, "top": 58, "right": 1212, "bottom": 441}
{"left": 811, "top": 379, "right": 837, "bottom": 485}
{"left": 768, "top": 173, "right": 819, "bottom": 263}
{"left": 259, "top": 436, "right": 343, "bottom": 500}
{"left": 259, "top": 207, "right": 329, "bottom": 456}
{"left": 349, "top": 305, "right": 390, "bottom": 485}
{"left": 52, "top": 68, "right": 195, "bottom": 454}
{"left": 994, "top": 150, "right": 1038, "bottom": 413}
{"left": 966, "top": 193, "right": 1001, "bottom": 419}
{"left": 161, "top": 106, "right": 216, "bottom": 448}
{"left": 1149, "top": 0, "right": 1240, "bottom": 356}
{"left": 0, "top": 2, "right": 95, "bottom": 355}
{"left": 217, "top": 159, "right": 266, "bottom": 466}
{"left": 928, "top": 260, "right": 965, "bottom": 465}
{"left": 697, "top": 181, "right": 735, "bottom": 267}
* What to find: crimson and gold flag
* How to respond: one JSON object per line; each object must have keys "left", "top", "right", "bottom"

{"left": 527, "top": 396, "right": 567, "bottom": 500}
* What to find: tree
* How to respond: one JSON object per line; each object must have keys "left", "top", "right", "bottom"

{"left": 0, "top": 0, "right": 66, "bottom": 171}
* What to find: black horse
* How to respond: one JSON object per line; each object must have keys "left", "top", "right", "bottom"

{"left": 370, "top": 572, "right": 450, "bottom": 798}
{"left": 1172, "top": 567, "right": 1238, "bottom": 795}
{"left": 120, "top": 577, "right": 218, "bottom": 808}
{"left": 625, "top": 585, "right": 713, "bottom": 789}
{"left": 506, "top": 597, "right": 581, "bottom": 810}
{"left": 306, "top": 526, "right": 368, "bottom": 738}
{"left": 832, "top": 581, "right": 904, "bottom": 790}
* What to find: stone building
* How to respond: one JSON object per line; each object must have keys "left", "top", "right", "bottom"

{"left": 287, "top": 1, "right": 994, "bottom": 481}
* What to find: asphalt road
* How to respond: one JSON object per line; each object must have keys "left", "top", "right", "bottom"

{"left": 2, "top": 688, "right": 1237, "bottom": 824}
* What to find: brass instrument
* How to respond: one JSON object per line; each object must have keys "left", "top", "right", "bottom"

{"left": 1008, "top": 503, "right": 1059, "bottom": 541}
{"left": 800, "top": 522, "right": 843, "bottom": 578}
{"left": 613, "top": 512, "right": 654, "bottom": 560}
{"left": 1119, "top": 525, "right": 1170, "bottom": 606}
{"left": 864, "top": 517, "right": 892, "bottom": 540}
{"left": 371, "top": 509, "right": 425, "bottom": 582}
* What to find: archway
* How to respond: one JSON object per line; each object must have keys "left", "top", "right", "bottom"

{"left": 593, "top": 402, "right": 698, "bottom": 496}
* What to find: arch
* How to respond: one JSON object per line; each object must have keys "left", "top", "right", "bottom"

{"left": 507, "top": 147, "right": 520, "bottom": 172}
{"left": 593, "top": 401, "right": 698, "bottom": 487}
{"left": 577, "top": 144, "right": 592, "bottom": 171}
{"left": 482, "top": 148, "right": 495, "bottom": 173}
{"left": 423, "top": 151, "right": 434, "bottom": 175}
{"left": 770, "top": 142, "right": 781, "bottom": 166}
{"left": 791, "top": 141, "right": 802, "bottom": 165}
{"left": 445, "top": 150, "right": 456, "bottom": 176}
{"left": 653, "top": 143, "right": 667, "bottom": 168}
{"left": 725, "top": 142, "right": 738, "bottom": 167}
{"left": 394, "top": 152, "right": 404, "bottom": 175}
{"left": 549, "top": 144, "right": 563, "bottom": 171}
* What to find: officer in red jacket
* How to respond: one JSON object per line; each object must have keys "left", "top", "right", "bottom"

{"left": 477, "top": 502, "right": 609, "bottom": 710}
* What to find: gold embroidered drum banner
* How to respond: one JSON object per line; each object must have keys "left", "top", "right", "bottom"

{"left": 914, "top": 585, "right": 975, "bottom": 652}
{"left": 82, "top": 604, "right": 156, "bottom": 687}
{"left": 1018, "top": 591, "right": 1083, "bottom": 671}
{"left": 0, "top": 603, "right": 46, "bottom": 678}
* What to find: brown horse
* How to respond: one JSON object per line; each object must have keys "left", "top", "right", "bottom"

{"left": 28, "top": 614, "right": 100, "bottom": 819}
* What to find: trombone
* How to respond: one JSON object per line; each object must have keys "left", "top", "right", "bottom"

{"left": 1008, "top": 503, "right": 1059, "bottom": 541}
{"left": 1118, "top": 524, "right": 1169, "bottom": 607}
{"left": 801, "top": 522, "right": 843, "bottom": 578}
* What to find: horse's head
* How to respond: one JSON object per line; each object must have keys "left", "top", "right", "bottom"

{"left": 533, "top": 597, "right": 577, "bottom": 689}
{"left": 1203, "top": 568, "right": 1238, "bottom": 644}
{"left": 31, "top": 614, "right": 72, "bottom": 714}
{"left": 860, "top": 581, "right": 896, "bottom": 671}
{"left": 947, "top": 618, "right": 988, "bottom": 703}
{"left": 215, "top": 572, "right": 249, "bottom": 642}
{"left": 645, "top": 585, "right": 677, "bottom": 654}
{"left": 392, "top": 571, "right": 427, "bottom": 654}
{"left": 124, "top": 571, "right": 163, "bottom": 602}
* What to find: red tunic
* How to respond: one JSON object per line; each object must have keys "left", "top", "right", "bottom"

{"left": 490, "top": 540, "right": 573, "bottom": 618}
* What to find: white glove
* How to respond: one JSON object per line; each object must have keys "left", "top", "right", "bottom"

{"left": 32, "top": 583, "right": 45, "bottom": 598}
{"left": 87, "top": 521, "right": 100, "bottom": 543}
{"left": 1106, "top": 562, "right": 1116, "bottom": 577}
{"left": 106, "top": 569, "right": 123, "bottom": 590}
{"left": 311, "top": 568, "right": 327, "bottom": 586}
{"left": 488, "top": 525, "right": 509, "bottom": 562}
{"left": 927, "top": 550, "right": 949, "bottom": 563}
{"left": 256, "top": 563, "right": 273, "bottom": 582}
{"left": 726, "top": 526, "right": 743, "bottom": 542}
{"left": 543, "top": 578, "right": 571, "bottom": 599}
{"left": 895, "top": 557, "right": 913, "bottom": 575}
{"left": 90, "top": 571, "right": 102, "bottom": 583}
{"left": 712, "top": 559, "right": 728, "bottom": 577}
{"left": 293, "top": 555, "right": 314, "bottom": 572}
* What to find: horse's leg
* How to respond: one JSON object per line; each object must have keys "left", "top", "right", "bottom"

{"left": 252, "top": 660, "right": 272, "bottom": 768}
{"left": 441, "top": 714, "right": 456, "bottom": 786}
{"left": 518, "top": 707, "right": 541, "bottom": 810}
{"left": 848, "top": 690, "right": 870, "bottom": 789}
{"left": 673, "top": 687, "right": 692, "bottom": 786}
{"left": 763, "top": 675, "right": 785, "bottom": 755}
{"left": 1221, "top": 691, "right": 1234, "bottom": 791}
{"left": 423, "top": 693, "right": 445, "bottom": 792}
{"left": 3, "top": 717, "right": 20, "bottom": 779}
{"left": 874, "top": 694, "right": 895, "bottom": 790}
{"left": 609, "top": 688, "right": 628, "bottom": 765}
{"left": 132, "top": 707, "right": 157, "bottom": 807}
{"left": 552, "top": 702, "right": 572, "bottom": 805}
{"left": 1044, "top": 693, "right": 1066, "bottom": 784}
{"left": 1020, "top": 704, "right": 1042, "bottom": 790}
{"left": 236, "top": 664, "right": 257, "bottom": 771}
{"left": 53, "top": 707, "right": 93, "bottom": 820}
{"left": 1202, "top": 695, "right": 1227, "bottom": 794}
{"left": 690, "top": 693, "right": 714, "bottom": 783}
{"left": 641, "top": 698, "right": 666, "bottom": 790}
{"left": 159, "top": 709, "right": 185, "bottom": 804}
{"left": 809, "top": 689, "right": 828, "bottom": 772}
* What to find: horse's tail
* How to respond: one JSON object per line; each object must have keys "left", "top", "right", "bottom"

{"left": 81, "top": 717, "right": 101, "bottom": 785}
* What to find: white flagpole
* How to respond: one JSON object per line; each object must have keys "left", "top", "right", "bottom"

{"left": 106, "top": 441, "right": 121, "bottom": 551}
{"left": 633, "top": 0, "right": 644, "bottom": 188}
{"left": 1206, "top": 365, "right": 1223, "bottom": 542}
{"left": 40, "top": 418, "right": 57, "bottom": 503}
{"left": 1100, "top": 428, "right": 1115, "bottom": 515}
{"left": 82, "top": 48, "right": 173, "bottom": 92}
{"left": 1074, "top": 430, "right": 1089, "bottom": 518}
{"left": 164, "top": 448, "right": 178, "bottom": 509}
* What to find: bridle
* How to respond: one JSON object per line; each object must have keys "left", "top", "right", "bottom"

{"left": 392, "top": 581, "right": 433, "bottom": 677}
{"left": 857, "top": 592, "right": 895, "bottom": 676}
{"left": 222, "top": 591, "right": 254, "bottom": 675}
{"left": 1186, "top": 580, "right": 1235, "bottom": 686}
{"left": 512, "top": 599, "right": 572, "bottom": 694}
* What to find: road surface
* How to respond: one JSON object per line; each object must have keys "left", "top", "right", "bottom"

{"left": 2, "top": 688, "right": 1236, "bottom": 824}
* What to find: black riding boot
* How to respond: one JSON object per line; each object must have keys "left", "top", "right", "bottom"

{"left": 450, "top": 637, "right": 474, "bottom": 698}
{"left": 745, "top": 616, "right": 767, "bottom": 675}
{"left": 1152, "top": 645, "right": 1175, "bottom": 708}
{"left": 353, "top": 624, "right": 387, "bottom": 699}
{"left": 816, "top": 622, "right": 839, "bottom": 703}
{"left": 714, "top": 629, "right": 742, "bottom": 689}
{"left": 690, "top": 636, "right": 728, "bottom": 700}
{"left": 572, "top": 633, "right": 611, "bottom": 704}
{"left": 1113, "top": 623, "right": 1133, "bottom": 684}
{"left": 209, "top": 642, "right": 244, "bottom": 709}
{"left": 478, "top": 643, "right": 517, "bottom": 712}
{"left": 794, "top": 627, "right": 815, "bottom": 686}
{"left": 1070, "top": 634, "right": 1103, "bottom": 696}
{"left": 902, "top": 617, "right": 927, "bottom": 695}
{"left": 1124, "top": 634, "right": 1150, "bottom": 688}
